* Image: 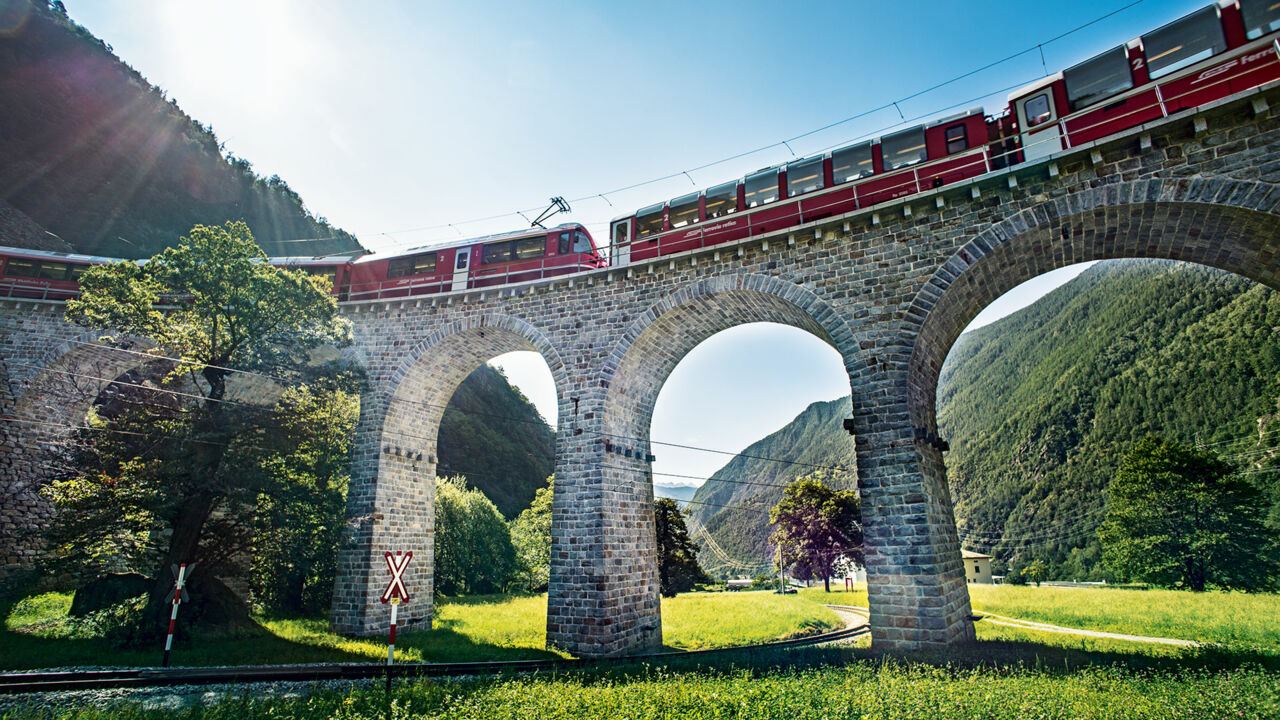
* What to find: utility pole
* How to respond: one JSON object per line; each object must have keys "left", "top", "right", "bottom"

{"left": 777, "top": 543, "right": 784, "bottom": 593}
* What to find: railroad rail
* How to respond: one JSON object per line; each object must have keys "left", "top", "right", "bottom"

{"left": 0, "top": 615, "right": 869, "bottom": 695}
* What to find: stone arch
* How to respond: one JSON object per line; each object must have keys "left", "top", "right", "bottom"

{"left": 544, "top": 273, "right": 856, "bottom": 656}
{"left": 331, "top": 313, "right": 568, "bottom": 636}
{"left": 1, "top": 330, "right": 154, "bottom": 582}
{"left": 871, "top": 178, "right": 1280, "bottom": 649}
{"left": 906, "top": 178, "right": 1280, "bottom": 433}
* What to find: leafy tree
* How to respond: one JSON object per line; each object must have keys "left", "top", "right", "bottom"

{"left": 508, "top": 476, "right": 553, "bottom": 593}
{"left": 50, "top": 222, "right": 352, "bottom": 626}
{"left": 654, "top": 498, "right": 709, "bottom": 597}
{"left": 248, "top": 383, "right": 358, "bottom": 614}
{"left": 769, "top": 470, "right": 862, "bottom": 592}
{"left": 434, "top": 476, "right": 517, "bottom": 595}
{"left": 1020, "top": 559, "right": 1049, "bottom": 587}
{"left": 1098, "top": 436, "right": 1278, "bottom": 591}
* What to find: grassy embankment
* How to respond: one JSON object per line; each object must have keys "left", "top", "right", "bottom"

{"left": 0, "top": 590, "right": 840, "bottom": 670}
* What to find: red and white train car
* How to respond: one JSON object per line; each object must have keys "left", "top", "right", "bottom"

{"left": 0, "top": 247, "right": 108, "bottom": 300}
{"left": 345, "top": 223, "right": 604, "bottom": 301}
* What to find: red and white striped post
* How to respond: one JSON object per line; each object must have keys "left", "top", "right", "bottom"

{"left": 381, "top": 550, "right": 412, "bottom": 674}
{"left": 162, "top": 563, "right": 187, "bottom": 667}
{"left": 387, "top": 598, "right": 400, "bottom": 665}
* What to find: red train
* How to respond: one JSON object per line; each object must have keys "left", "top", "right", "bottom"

{"left": 3, "top": 0, "right": 1279, "bottom": 302}
{"left": 608, "top": 0, "right": 1280, "bottom": 262}
{"left": 0, "top": 223, "right": 606, "bottom": 301}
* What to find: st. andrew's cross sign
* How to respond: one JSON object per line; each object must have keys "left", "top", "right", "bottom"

{"left": 382, "top": 550, "right": 412, "bottom": 603}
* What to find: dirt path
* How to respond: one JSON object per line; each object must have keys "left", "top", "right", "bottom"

{"left": 825, "top": 605, "right": 1199, "bottom": 647}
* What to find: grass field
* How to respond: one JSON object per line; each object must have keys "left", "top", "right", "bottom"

{"left": 4, "top": 585, "right": 1279, "bottom": 718}
{"left": 0, "top": 589, "right": 840, "bottom": 670}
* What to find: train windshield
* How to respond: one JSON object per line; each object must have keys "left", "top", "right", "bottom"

{"left": 1142, "top": 6, "right": 1225, "bottom": 80}
{"left": 1241, "top": 0, "right": 1280, "bottom": 39}
{"left": 1064, "top": 45, "right": 1133, "bottom": 111}
{"left": 669, "top": 193, "right": 700, "bottom": 228}
{"left": 704, "top": 181, "right": 738, "bottom": 219}
{"left": 636, "top": 203, "right": 665, "bottom": 237}
{"left": 744, "top": 169, "right": 779, "bottom": 207}
{"left": 881, "top": 127, "right": 926, "bottom": 171}
{"left": 786, "top": 157, "right": 825, "bottom": 197}
{"left": 831, "top": 142, "right": 874, "bottom": 183}
{"left": 573, "top": 230, "right": 593, "bottom": 253}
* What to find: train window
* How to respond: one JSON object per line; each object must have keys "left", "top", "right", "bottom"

{"left": 831, "top": 142, "right": 874, "bottom": 183}
{"left": 1024, "top": 93, "right": 1053, "bottom": 126}
{"left": 669, "top": 193, "right": 700, "bottom": 228}
{"left": 1142, "top": 6, "right": 1225, "bottom": 80}
{"left": 636, "top": 203, "right": 665, "bottom": 238}
{"left": 4, "top": 259, "right": 36, "bottom": 277}
{"left": 744, "top": 169, "right": 779, "bottom": 207}
{"left": 37, "top": 262, "right": 69, "bottom": 280}
{"left": 703, "top": 181, "right": 738, "bottom": 219}
{"left": 1064, "top": 45, "right": 1132, "bottom": 111}
{"left": 573, "top": 230, "right": 593, "bottom": 253}
{"left": 482, "top": 241, "right": 513, "bottom": 264}
{"left": 68, "top": 265, "right": 89, "bottom": 281}
{"left": 387, "top": 252, "right": 437, "bottom": 278}
{"left": 944, "top": 125, "right": 968, "bottom": 154}
{"left": 786, "top": 157, "right": 825, "bottom": 197}
{"left": 1241, "top": 0, "right": 1280, "bottom": 39}
{"left": 881, "top": 127, "right": 927, "bottom": 170}
{"left": 514, "top": 236, "right": 545, "bottom": 260}
{"left": 558, "top": 232, "right": 571, "bottom": 254}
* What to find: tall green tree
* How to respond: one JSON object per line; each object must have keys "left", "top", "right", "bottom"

{"left": 434, "top": 476, "right": 517, "bottom": 595}
{"left": 654, "top": 498, "right": 708, "bottom": 597}
{"left": 1098, "top": 436, "right": 1278, "bottom": 591}
{"left": 53, "top": 222, "right": 352, "bottom": 622}
{"left": 508, "top": 476, "right": 553, "bottom": 593}
{"left": 769, "top": 470, "right": 862, "bottom": 592}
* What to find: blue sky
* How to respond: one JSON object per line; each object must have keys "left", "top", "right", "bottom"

{"left": 69, "top": 0, "right": 1199, "bottom": 486}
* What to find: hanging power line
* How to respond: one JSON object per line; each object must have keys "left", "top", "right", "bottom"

{"left": 363, "top": 0, "right": 1150, "bottom": 247}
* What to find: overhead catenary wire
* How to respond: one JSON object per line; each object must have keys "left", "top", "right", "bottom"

{"left": 363, "top": 0, "right": 1151, "bottom": 246}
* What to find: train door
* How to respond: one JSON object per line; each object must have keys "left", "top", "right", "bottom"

{"left": 612, "top": 218, "right": 632, "bottom": 266}
{"left": 451, "top": 249, "right": 470, "bottom": 291}
{"left": 1015, "top": 87, "right": 1062, "bottom": 162}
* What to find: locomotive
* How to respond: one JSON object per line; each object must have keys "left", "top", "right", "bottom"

{"left": 2, "top": 0, "right": 1279, "bottom": 302}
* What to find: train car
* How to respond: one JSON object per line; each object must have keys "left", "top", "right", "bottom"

{"left": 0, "top": 247, "right": 111, "bottom": 300}
{"left": 1010, "top": 0, "right": 1280, "bottom": 161}
{"left": 345, "top": 223, "right": 605, "bottom": 301}
{"left": 609, "top": 108, "right": 993, "bottom": 264}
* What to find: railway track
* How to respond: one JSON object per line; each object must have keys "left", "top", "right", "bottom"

{"left": 0, "top": 617, "right": 869, "bottom": 695}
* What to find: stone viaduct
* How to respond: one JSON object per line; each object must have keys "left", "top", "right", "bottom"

{"left": 5, "top": 83, "right": 1280, "bottom": 657}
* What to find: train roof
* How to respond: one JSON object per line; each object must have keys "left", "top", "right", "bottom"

{"left": 0, "top": 245, "right": 134, "bottom": 264}
{"left": 353, "top": 223, "right": 587, "bottom": 265}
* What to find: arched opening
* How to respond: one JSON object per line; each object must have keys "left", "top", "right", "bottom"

{"left": 651, "top": 322, "right": 851, "bottom": 578}
{"left": 559, "top": 275, "right": 858, "bottom": 656}
{"left": 908, "top": 192, "right": 1280, "bottom": 643}
{"left": 332, "top": 316, "right": 567, "bottom": 641}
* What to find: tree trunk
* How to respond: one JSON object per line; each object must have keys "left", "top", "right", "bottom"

{"left": 824, "top": 576, "right": 830, "bottom": 593}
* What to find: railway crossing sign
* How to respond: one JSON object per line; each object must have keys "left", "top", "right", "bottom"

{"left": 381, "top": 550, "right": 412, "bottom": 604}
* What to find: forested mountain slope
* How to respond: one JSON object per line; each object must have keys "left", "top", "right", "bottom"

{"left": 0, "top": 1, "right": 362, "bottom": 258}
{"left": 689, "top": 260, "right": 1280, "bottom": 579}
{"left": 437, "top": 364, "right": 555, "bottom": 520}
{"left": 688, "top": 398, "right": 856, "bottom": 575}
